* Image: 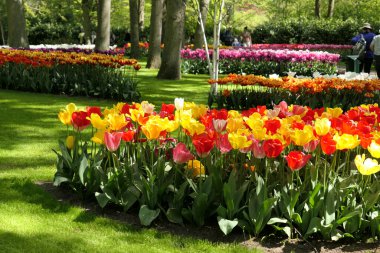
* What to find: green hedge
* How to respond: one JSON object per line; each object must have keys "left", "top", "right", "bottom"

{"left": 251, "top": 18, "right": 379, "bottom": 45}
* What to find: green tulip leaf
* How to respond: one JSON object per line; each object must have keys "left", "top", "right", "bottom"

{"left": 217, "top": 216, "right": 238, "bottom": 235}
{"left": 139, "top": 205, "right": 160, "bottom": 226}
{"left": 95, "top": 192, "right": 110, "bottom": 208}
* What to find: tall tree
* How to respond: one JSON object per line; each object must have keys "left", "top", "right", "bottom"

{"left": 327, "top": 0, "right": 335, "bottom": 18}
{"left": 95, "top": 0, "right": 111, "bottom": 51}
{"left": 129, "top": 0, "right": 140, "bottom": 59}
{"left": 0, "top": 16, "right": 5, "bottom": 45}
{"left": 81, "top": 0, "right": 93, "bottom": 44}
{"left": 138, "top": 0, "right": 145, "bottom": 33}
{"left": 157, "top": 0, "right": 186, "bottom": 80}
{"left": 146, "top": 0, "right": 164, "bottom": 68}
{"left": 193, "top": 0, "right": 210, "bottom": 49}
{"left": 314, "top": 0, "right": 320, "bottom": 18}
{"left": 6, "top": 0, "right": 29, "bottom": 48}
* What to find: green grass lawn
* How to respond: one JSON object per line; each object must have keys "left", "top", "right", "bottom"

{"left": 0, "top": 69, "right": 257, "bottom": 252}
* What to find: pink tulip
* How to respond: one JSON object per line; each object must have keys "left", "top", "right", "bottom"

{"left": 216, "top": 134, "right": 232, "bottom": 154}
{"left": 303, "top": 139, "right": 320, "bottom": 153}
{"left": 252, "top": 139, "right": 266, "bottom": 159}
{"left": 213, "top": 119, "right": 227, "bottom": 133}
{"left": 173, "top": 143, "right": 194, "bottom": 164}
{"left": 104, "top": 132, "right": 123, "bottom": 152}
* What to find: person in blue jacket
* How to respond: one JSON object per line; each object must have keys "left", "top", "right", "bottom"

{"left": 351, "top": 23, "right": 376, "bottom": 74}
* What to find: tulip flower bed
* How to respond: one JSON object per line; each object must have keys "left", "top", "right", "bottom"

{"left": 209, "top": 74, "right": 380, "bottom": 111}
{"left": 181, "top": 49, "right": 339, "bottom": 76}
{"left": 54, "top": 99, "right": 380, "bottom": 241}
{"left": 0, "top": 49, "right": 141, "bottom": 101}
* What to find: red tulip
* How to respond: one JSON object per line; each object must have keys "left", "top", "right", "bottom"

{"left": 104, "top": 132, "right": 123, "bottom": 152}
{"left": 173, "top": 142, "right": 194, "bottom": 164}
{"left": 264, "top": 119, "right": 281, "bottom": 134}
{"left": 86, "top": 106, "right": 102, "bottom": 117}
{"left": 320, "top": 133, "right": 336, "bottom": 155}
{"left": 159, "top": 103, "right": 175, "bottom": 120}
{"left": 286, "top": 151, "right": 312, "bottom": 171}
{"left": 122, "top": 130, "right": 135, "bottom": 142}
{"left": 263, "top": 139, "right": 283, "bottom": 158}
{"left": 71, "top": 111, "right": 91, "bottom": 131}
{"left": 192, "top": 133, "right": 215, "bottom": 158}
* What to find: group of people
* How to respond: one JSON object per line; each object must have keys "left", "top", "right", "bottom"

{"left": 351, "top": 23, "right": 380, "bottom": 78}
{"left": 221, "top": 27, "right": 252, "bottom": 47}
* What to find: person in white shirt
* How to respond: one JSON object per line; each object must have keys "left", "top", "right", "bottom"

{"left": 370, "top": 30, "right": 380, "bottom": 78}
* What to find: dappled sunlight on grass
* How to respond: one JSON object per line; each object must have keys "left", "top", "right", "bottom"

{"left": 137, "top": 67, "right": 210, "bottom": 105}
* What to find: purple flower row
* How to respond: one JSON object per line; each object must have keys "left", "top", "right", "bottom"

{"left": 181, "top": 49, "right": 341, "bottom": 64}
{"left": 247, "top": 44, "right": 352, "bottom": 50}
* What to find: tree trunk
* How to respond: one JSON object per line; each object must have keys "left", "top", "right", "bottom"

{"left": 157, "top": 0, "right": 186, "bottom": 80}
{"left": 129, "top": 0, "right": 140, "bottom": 59}
{"left": 81, "top": 0, "right": 93, "bottom": 45}
{"left": 0, "top": 18, "right": 5, "bottom": 45}
{"left": 138, "top": 0, "right": 145, "bottom": 33}
{"left": 95, "top": 0, "right": 111, "bottom": 51}
{"left": 6, "top": 0, "right": 29, "bottom": 48}
{"left": 327, "top": 0, "right": 335, "bottom": 18}
{"left": 211, "top": 0, "right": 224, "bottom": 95}
{"left": 193, "top": 0, "right": 210, "bottom": 49}
{"left": 314, "top": 0, "right": 320, "bottom": 18}
{"left": 146, "top": 0, "right": 163, "bottom": 69}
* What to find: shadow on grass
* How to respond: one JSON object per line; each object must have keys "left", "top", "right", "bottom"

{"left": 0, "top": 230, "right": 85, "bottom": 253}
{"left": 0, "top": 178, "right": 70, "bottom": 214}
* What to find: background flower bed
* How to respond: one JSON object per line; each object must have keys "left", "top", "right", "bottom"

{"left": 0, "top": 49, "right": 141, "bottom": 101}
{"left": 209, "top": 74, "right": 380, "bottom": 111}
{"left": 181, "top": 49, "right": 339, "bottom": 76}
{"left": 54, "top": 99, "right": 380, "bottom": 241}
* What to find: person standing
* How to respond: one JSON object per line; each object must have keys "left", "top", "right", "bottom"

{"left": 241, "top": 27, "right": 252, "bottom": 47}
{"left": 351, "top": 23, "right": 376, "bottom": 74}
{"left": 370, "top": 30, "right": 380, "bottom": 78}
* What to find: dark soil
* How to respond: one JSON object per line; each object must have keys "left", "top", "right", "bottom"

{"left": 36, "top": 181, "right": 380, "bottom": 253}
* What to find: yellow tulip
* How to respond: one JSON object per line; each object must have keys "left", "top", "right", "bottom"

{"left": 228, "top": 132, "right": 252, "bottom": 150}
{"left": 65, "top": 135, "right": 75, "bottom": 150}
{"left": 91, "top": 130, "right": 105, "bottom": 144}
{"left": 315, "top": 118, "right": 331, "bottom": 136}
{"left": 181, "top": 113, "right": 205, "bottom": 136}
{"left": 368, "top": 141, "right": 380, "bottom": 158}
{"left": 115, "top": 102, "right": 125, "bottom": 113}
{"left": 107, "top": 113, "right": 128, "bottom": 131}
{"left": 192, "top": 104, "right": 208, "bottom": 119}
{"left": 227, "top": 117, "right": 245, "bottom": 133}
{"left": 228, "top": 110, "right": 241, "bottom": 119}
{"left": 164, "top": 118, "right": 179, "bottom": 132}
{"left": 58, "top": 111, "right": 72, "bottom": 125}
{"left": 88, "top": 113, "right": 108, "bottom": 130}
{"left": 326, "top": 107, "right": 343, "bottom": 118}
{"left": 141, "top": 122, "right": 165, "bottom": 140}
{"left": 65, "top": 103, "right": 77, "bottom": 114}
{"left": 186, "top": 160, "right": 205, "bottom": 177}
{"left": 354, "top": 154, "right": 380, "bottom": 175}
{"left": 58, "top": 103, "right": 77, "bottom": 125}
{"left": 333, "top": 133, "right": 360, "bottom": 150}
{"left": 244, "top": 113, "right": 266, "bottom": 140}
{"left": 291, "top": 125, "right": 315, "bottom": 146}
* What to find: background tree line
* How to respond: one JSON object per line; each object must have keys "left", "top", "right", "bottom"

{"left": 2, "top": 0, "right": 380, "bottom": 80}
